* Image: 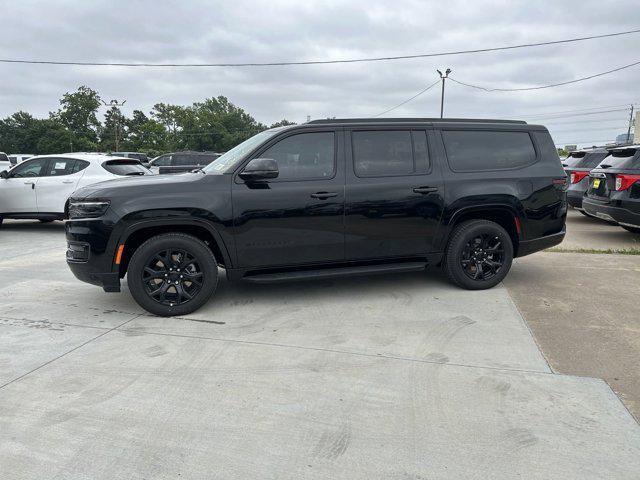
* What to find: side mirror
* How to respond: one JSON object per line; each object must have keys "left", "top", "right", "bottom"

{"left": 239, "top": 158, "right": 279, "bottom": 181}
{"left": 0, "top": 170, "right": 8, "bottom": 179}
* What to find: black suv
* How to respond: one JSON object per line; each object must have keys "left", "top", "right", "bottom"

{"left": 583, "top": 144, "right": 640, "bottom": 233}
{"left": 66, "top": 118, "right": 567, "bottom": 316}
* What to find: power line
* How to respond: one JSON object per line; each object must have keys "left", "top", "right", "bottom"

{"left": 2, "top": 29, "right": 640, "bottom": 68}
{"left": 519, "top": 102, "right": 639, "bottom": 118}
{"left": 372, "top": 79, "right": 440, "bottom": 117}
{"left": 548, "top": 125, "right": 628, "bottom": 133}
{"left": 541, "top": 117, "right": 628, "bottom": 126}
{"left": 523, "top": 108, "right": 630, "bottom": 120}
{"left": 449, "top": 59, "right": 640, "bottom": 92}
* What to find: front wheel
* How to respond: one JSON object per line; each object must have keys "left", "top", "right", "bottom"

{"left": 621, "top": 225, "right": 640, "bottom": 234}
{"left": 127, "top": 233, "right": 218, "bottom": 316}
{"left": 444, "top": 219, "right": 514, "bottom": 290}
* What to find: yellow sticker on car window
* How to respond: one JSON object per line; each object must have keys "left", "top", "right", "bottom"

{"left": 593, "top": 178, "right": 600, "bottom": 188}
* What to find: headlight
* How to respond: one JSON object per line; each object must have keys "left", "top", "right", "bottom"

{"left": 67, "top": 200, "right": 111, "bottom": 219}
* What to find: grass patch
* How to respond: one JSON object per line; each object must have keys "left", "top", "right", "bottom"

{"left": 546, "top": 247, "right": 640, "bottom": 255}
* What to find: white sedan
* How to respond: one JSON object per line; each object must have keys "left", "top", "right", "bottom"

{"left": 0, "top": 154, "right": 153, "bottom": 226}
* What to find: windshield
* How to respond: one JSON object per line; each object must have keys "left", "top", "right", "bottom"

{"left": 203, "top": 128, "right": 285, "bottom": 173}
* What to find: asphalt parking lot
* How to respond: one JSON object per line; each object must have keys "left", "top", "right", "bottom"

{"left": 1, "top": 213, "right": 639, "bottom": 479}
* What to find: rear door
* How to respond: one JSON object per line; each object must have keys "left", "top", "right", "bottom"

{"left": 0, "top": 158, "right": 48, "bottom": 213}
{"left": 35, "top": 158, "right": 89, "bottom": 213}
{"left": 344, "top": 127, "right": 445, "bottom": 259}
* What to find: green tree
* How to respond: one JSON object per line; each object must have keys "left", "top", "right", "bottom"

{"left": 53, "top": 86, "right": 101, "bottom": 149}
{"left": 100, "top": 106, "right": 127, "bottom": 152}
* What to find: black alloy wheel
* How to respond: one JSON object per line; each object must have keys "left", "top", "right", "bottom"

{"left": 142, "top": 249, "right": 204, "bottom": 307}
{"left": 128, "top": 233, "right": 218, "bottom": 316}
{"left": 444, "top": 219, "right": 514, "bottom": 290}
{"left": 460, "top": 233, "right": 505, "bottom": 281}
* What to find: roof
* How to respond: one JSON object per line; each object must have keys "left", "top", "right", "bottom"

{"left": 28, "top": 153, "right": 136, "bottom": 163}
{"left": 608, "top": 144, "right": 640, "bottom": 151}
{"left": 307, "top": 117, "right": 527, "bottom": 125}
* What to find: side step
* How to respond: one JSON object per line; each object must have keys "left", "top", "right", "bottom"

{"left": 243, "top": 261, "right": 428, "bottom": 284}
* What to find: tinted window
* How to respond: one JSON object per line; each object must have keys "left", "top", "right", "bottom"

{"left": 575, "top": 152, "right": 608, "bottom": 169}
{"left": 443, "top": 130, "right": 536, "bottom": 171}
{"left": 173, "top": 154, "right": 195, "bottom": 166}
{"left": 45, "top": 158, "right": 77, "bottom": 176}
{"left": 72, "top": 160, "right": 90, "bottom": 173}
{"left": 152, "top": 155, "right": 171, "bottom": 167}
{"left": 9, "top": 158, "right": 48, "bottom": 178}
{"left": 102, "top": 160, "right": 150, "bottom": 176}
{"left": 353, "top": 130, "right": 431, "bottom": 177}
{"left": 601, "top": 148, "right": 640, "bottom": 170}
{"left": 261, "top": 132, "right": 335, "bottom": 180}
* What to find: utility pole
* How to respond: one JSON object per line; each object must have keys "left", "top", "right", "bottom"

{"left": 102, "top": 99, "right": 126, "bottom": 152}
{"left": 626, "top": 104, "right": 634, "bottom": 144}
{"left": 437, "top": 68, "right": 451, "bottom": 119}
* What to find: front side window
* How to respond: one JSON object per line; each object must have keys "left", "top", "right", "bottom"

{"left": 260, "top": 131, "right": 335, "bottom": 180}
{"left": 353, "top": 130, "right": 429, "bottom": 177}
{"left": 9, "top": 158, "right": 48, "bottom": 178}
{"left": 443, "top": 130, "right": 536, "bottom": 171}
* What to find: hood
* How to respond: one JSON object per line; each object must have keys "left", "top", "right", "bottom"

{"left": 73, "top": 172, "right": 206, "bottom": 199}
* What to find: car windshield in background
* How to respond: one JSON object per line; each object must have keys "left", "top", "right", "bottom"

{"left": 599, "top": 148, "right": 640, "bottom": 170}
{"left": 574, "top": 152, "right": 609, "bottom": 169}
{"left": 102, "top": 160, "right": 150, "bottom": 175}
{"left": 203, "top": 128, "right": 286, "bottom": 173}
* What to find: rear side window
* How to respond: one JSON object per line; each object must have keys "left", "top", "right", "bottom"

{"left": 102, "top": 160, "right": 149, "bottom": 176}
{"left": 442, "top": 130, "right": 536, "bottom": 172}
{"left": 352, "top": 130, "right": 430, "bottom": 177}
{"left": 173, "top": 154, "right": 195, "bottom": 166}
{"left": 45, "top": 158, "right": 77, "bottom": 176}
{"left": 72, "top": 160, "right": 90, "bottom": 173}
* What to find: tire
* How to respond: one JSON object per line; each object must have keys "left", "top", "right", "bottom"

{"left": 39, "top": 219, "right": 54, "bottom": 223}
{"left": 127, "top": 233, "right": 218, "bottom": 316}
{"left": 443, "top": 219, "right": 514, "bottom": 290}
{"left": 621, "top": 225, "right": 640, "bottom": 234}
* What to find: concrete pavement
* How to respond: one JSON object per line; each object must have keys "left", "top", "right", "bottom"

{"left": 1, "top": 220, "right": 639, "bottom": 479}
{"left": 560, "top": 209, "right": 640, "bottom": 251}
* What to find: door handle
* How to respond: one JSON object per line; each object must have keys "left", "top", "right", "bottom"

{"left": 62, "top": 180, "right": 74, "bottom": 184}
{"left": 310, "top": 192, "right": 338, "bottom": 200}
{"left": 413, "top": 186, "right": 438, "bottom": 194}
{"left": 23, "top": 181, "right": 35, "bottom": 189}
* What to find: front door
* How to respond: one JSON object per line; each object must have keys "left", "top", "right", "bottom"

{"left": 0, "top": 158, "right": 49, "bottom": 213}
{"left": 344, "top": 128, "right": 445, "bottom": 259}
{"left": 232, "top": 128, "right": 345, "bottom": 268}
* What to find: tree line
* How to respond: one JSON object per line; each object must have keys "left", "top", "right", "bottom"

{"left": 0, "top": 86, "right": 295, "bottom": 157}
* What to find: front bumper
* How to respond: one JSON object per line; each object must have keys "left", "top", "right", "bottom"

{"left": 66, "top": 218, "right": 121, "bottom": 292}
{"left": 583, "top": 198, "right": 640, "bottom": 228}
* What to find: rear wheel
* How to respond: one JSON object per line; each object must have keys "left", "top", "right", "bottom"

{"left": 621, "top": 225, "right": 640, "bottom": 234}
{"left": 444, "top": 219, "right": 514, "bottom": 290}
{"left": 127, "top": 233, "right": 218, "bottom": 316}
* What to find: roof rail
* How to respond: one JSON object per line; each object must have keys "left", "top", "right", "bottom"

{"left": 307, "top": 117, "right": 527, "bottom": 125}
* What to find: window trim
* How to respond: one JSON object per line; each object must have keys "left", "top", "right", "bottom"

{"left": 235, "top": 129, "right": 338, "bottom": 183}
{"left": 350, "top": 128, "right": 432, "bottom": 179}
{"left": 440, "top": 128, "right": 540, "bottom": 173}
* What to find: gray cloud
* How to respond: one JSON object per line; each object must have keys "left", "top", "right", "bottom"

{"left": 1, "top": 0, "right": 639, "bottom": 146}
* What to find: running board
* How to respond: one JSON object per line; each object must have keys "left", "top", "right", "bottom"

{"left": 243, "top": 261, "right": 428, "bottom": 283}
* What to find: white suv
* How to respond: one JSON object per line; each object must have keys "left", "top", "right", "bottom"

{"left": 0, "top": 154, "right": 152, "bottom": 226}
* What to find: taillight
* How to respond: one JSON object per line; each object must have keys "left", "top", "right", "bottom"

{"left": 552, "top": 177, "right": 568, "bottom": 191}
{"left": 570, "top": 171, "right": 589, "bottom": 184}
{"left": 615, "top": 174, "right": 640, "bottom": 191}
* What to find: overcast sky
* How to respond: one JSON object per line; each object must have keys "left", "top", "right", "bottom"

{"left": 1, "top": 0, "right": 639, "bottom": 146}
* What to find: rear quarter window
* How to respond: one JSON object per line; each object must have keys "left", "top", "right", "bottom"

{"left": 574, "top": 152, "right": 609, "bottom": 169}
{"left": 442, "top": 130, "right": 537, "bottom": 172}
{"left": 602, "top": 148, "right": 640, "bottom": 170}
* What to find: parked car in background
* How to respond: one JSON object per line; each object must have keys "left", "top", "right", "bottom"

{"left": 583, "top": 144, "right": 640, "bottom": 234}
{"left": 0, "top": 152, "right": 12, "bottom": 171}
{"left": 564, "top": 147, "right": 609, "bottom": 215}
{"left": 149, "top": 151, "right": 221, "bottom": 174}
{"left": 112, "top": 152, "right": 151, "bottom": 167}
{"left": 0, "top": 154, "right": 152, "bottom": 226}
{"left": 66, "top": 118, "right": 567, "bottom": 316}
{"left": 8, "top": 154, "right": 34, "bottom": 165}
